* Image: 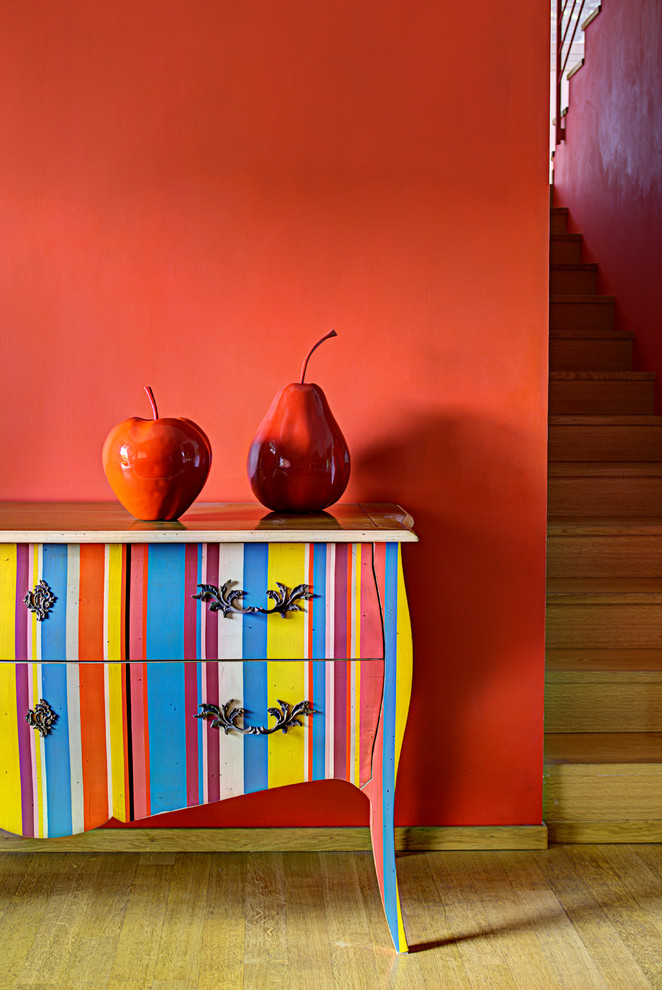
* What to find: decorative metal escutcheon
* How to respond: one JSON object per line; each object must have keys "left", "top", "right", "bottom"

{"left": 196, "top": 699, "right": 316, "bottom": 735}
{"left": 193, "top": 581, "right": 314, "bottom": 619}
{"left": 24, "top": 580, "right": 57, "bottom": 621}
{"left": 25, "top": 700, "right": 58, "bottom": 737}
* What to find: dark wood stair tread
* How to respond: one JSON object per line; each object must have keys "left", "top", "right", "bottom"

{"left": 544, "top": 732, "right": 662, "bottom": 765}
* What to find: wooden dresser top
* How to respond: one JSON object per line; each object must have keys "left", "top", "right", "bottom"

{"left": 0, "top": 502, "right": 418, "bottom": 544}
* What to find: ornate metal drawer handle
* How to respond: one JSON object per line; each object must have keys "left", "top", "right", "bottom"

{"left": 196, "top": 699, "right": 316, "bottom": 735}
{"left": 24, "top": 580, "right": 56, "bottom": 621}
{"left": 25, "top": 700, "right": 58, "bottom": 737}
{"left": 193, "top": 581, "right": 314, "bottom": 619}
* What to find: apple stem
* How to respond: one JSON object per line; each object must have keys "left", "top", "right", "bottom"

{"left": 144, "top": 385, "right": 159, "bottom": 420}
{"left": 299, "top": 330, "right": 337, "bottom": 385}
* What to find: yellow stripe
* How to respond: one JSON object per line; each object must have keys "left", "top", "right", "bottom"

{"left": 0, "top": 664, "right": 23, "bottom": 834}
{"left": 267, "top": 661, "right": 306, "bottom": 789}
{"left": 0, "top": 545, "right": 17, "bottom": 660}
{"left": 106, "top": 545, "right": 125, "bottom": 661}
{"left": 32, "top": 664, "right": 45, "bottom": 836}
{"left": 266, "top": 544, "right": 306, "bottom": 660}
{"left": 394, "top": 547, "right": 413, "bottom": 772}
{"left": 107, "top": 663, "right": 127, "bottom": 820}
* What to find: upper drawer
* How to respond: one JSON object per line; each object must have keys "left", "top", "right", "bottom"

{"left": 0, "top": 542, "right": 384, "bottom": 661}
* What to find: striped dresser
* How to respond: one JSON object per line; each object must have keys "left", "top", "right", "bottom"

{"left": 0, "top": 502, "right": 417, "bottom": 953}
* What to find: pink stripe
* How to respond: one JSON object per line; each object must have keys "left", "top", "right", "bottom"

{"left": 129, "top": 545, "right": 146, "bottom": 659}
{"left": 204, "top": 544, "right": 219, "bottom": 661}
{"left": 15, "top": 545, "right": 29, "bottom": 661}
{"left": 129, "top": 664, "right": 149, "bottom": 820}
{"left": 184, "top": 660, "right": 199, "bottom": 806}
{"left": 359, "top": 661, "right": 385, "bottom": 786}
{"left": 184, "top": 545, "right": 198, "bottom": 660}
{"left": 205, "top": 662, "right": 220, "bottom": 802}
{"left": 333, "top": 544, "right": 348, "bottom": 659}
{"left": 361, "top": 547, "right": 384, "bottom": 658}
{"left": 15, "top": 664, "right": 35, "bottom": 835}
{"left": 333, "top": 660, "right": 347, "bottom": 778}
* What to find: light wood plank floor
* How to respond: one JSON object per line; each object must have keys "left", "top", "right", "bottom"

{"left": 0, "top": 845, "right": 660, "bottom": 989}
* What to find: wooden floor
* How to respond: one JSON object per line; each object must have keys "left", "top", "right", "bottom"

{"left": 0, "top": 845, "right": 660, "bottom": 989}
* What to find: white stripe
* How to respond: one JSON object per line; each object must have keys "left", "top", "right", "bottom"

{"left": 66, "top": 545, "right": 80, "bottom": 659}
{"left": 217, "top": 545, "right": 244, "bottom": 660}
{"left": 35, "top": 546, "right": 43, "bottom": 663}
{"left": 325, "top": 661, "right": 334, "bottom": 777}
{"left": 67, "top": 663, "right": 85, "bottom": 834}
{"left": 350, "top": 660, "right": 357, "bottom": 785}
{"left": 27, "top": 548, "right": 35, "bottom": 662}
{"left": 201, "top": 661, "right": 209, "bottom": 804}
{"left": 303, "top": 545, "right": 310, "bottom": 660}
{"left": 325, "top": 545, "right": 335, "bottom": 659}
{"left": 303, "top": 657, "right": 310, "bottom": 781}
{"left": 218, "top": 661, "right": 244, "bottom": 799}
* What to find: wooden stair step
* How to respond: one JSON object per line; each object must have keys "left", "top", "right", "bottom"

{"left": 551, "top": 233, "right": 583, "bottom": 263}
{"left": 550, "top": 207, "right": 569, "bottom": 234}
{"left": 546, "top": 648, "right": 662, "bottom": 672}
{"left": 550, "top": 294, "right": 615, "bottom": 332}
{"left": 547, "top": 517, "right": 662, "bottom": 578}
{"left": 543, "top": 734, "right": 662, "bottom": 836}
{"left": 550, "top": 263, "right": 598, "bottom": 294}
{"left": 550, "top": 329, "right": 633, "bottom": 371}
{"left": 548, "top": 416, "right": 662, "bottom": 461}
{"left": 544, "top": 732, "right": 662, "bottom": 764}
{"left": 545, "top": 671, "right": 662, "bottom": 732}
{"left": 546, "top": 578, "right": 662, "bottom": 649}
{"left": 547, "top": 463, "right": 662, "bottom": 515}
{"left": 549, "top": 371, "right": 656, "bottom": 415}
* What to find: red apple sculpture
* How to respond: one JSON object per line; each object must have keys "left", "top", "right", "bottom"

{"left": 247, "top": 330, "right": 350, "bottom": 512}
{"left": 102, "top": 387, "right": 212, "bottom": 521}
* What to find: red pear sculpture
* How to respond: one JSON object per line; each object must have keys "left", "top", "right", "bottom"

{"left": 247, "top": 331, "right": 351, "bottom": 512}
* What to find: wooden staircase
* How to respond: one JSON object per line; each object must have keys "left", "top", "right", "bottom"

{"left": 544, "top": 205, "right": 662, "bottom": 843}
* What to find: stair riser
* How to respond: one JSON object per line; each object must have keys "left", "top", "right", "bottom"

{"left": 550, "top": 269, "right": 598, "bottom": 294}
{"left": 551, "top": 239, "right": 582, "bottom": 263}
{"left": 548, "top": 425, "right": 662, "bottom": 461}
{"left": 543, "top": 765, "right": 662, "bottom": 822}
{"left": 545, "top": 682, "right": 662, "bottom": 732}
{"left": 547, "top": 536, "right": 662, "bottom": 578}
{"left": 549, "top": 381, "right": 655, "bottom": 415}
{"left": 550, "top": 301, "right": 614, "bottom": 333}
{"left": 546, "top": 604, "right": 662, "bottom": 648}
{"left": 550, "top": 210, "right": 569, "bottom": 234}
{"left": 548, "top": 478, "right": 662, "bottom": 515}
{"left": 549, "top": 339, "right": 633, "bottom": 371}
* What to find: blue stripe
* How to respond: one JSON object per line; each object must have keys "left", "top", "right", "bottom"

{"left": 381, "top": 543, "right": 400, "bottom": 946}
{"left": 41, "top": 663, "right": 72, "bottom": 836}
{"left": 311, "top": 544, "right": 327, "bottom": 659}
{"left": 312, "top": 660, "right": 326, "bottom": 780}
{"left": 146, "top": 546, "right": 186, "bottom": 659}
{"left": 40, "top": 545, "right": 68, "bottom": 661}
{"left": 147, "top": 662, "right": 187, "bottom": 814}
{"left": 241, "top": 545, "right": 269, "bottom": 791}
{"left": 242, "top": 660, "right": 268, "bottom": 792}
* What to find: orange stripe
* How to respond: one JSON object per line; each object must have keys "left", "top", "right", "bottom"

{"left": 142, "top": 662, "right": 150, "bottom": 814}
{"left": 79, "top": 545, "right": 105, "bottom": 660}
{"left": 79, "top": 663, "right": 109, "bottom": 829}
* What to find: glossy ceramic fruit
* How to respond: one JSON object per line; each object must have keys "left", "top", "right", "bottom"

{"left": 247, "top": 331, "right": 350, "bottom": 512}
{"left": 102, "top": 387, "right": 211, "bottom": 521}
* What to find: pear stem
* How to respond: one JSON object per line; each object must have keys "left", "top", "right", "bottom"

{"left": 144, "top": 385, "right": 159, "bottom": 420}
{"left": 299, "top": 330, "right": 337, "bottom": 385}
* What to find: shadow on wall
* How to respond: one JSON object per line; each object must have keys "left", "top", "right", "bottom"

{"left": 352, "top": 411, "right": 546, "bottom": 825}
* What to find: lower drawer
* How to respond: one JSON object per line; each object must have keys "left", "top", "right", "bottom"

{"left": 0, "top": 660, "right": 384, "bottom": 837}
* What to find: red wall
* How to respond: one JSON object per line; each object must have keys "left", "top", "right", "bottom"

{"left": 0, "top": 1, "right": 550, "bottom": 829}
{"left": 553, "top": 0, "right": 662, "bottom": 410}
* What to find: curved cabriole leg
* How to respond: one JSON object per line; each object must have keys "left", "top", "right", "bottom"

{"left": 364, "top": 542, "right": 413, "bottom": 953}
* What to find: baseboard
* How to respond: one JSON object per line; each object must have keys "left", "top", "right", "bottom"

{"left": 0, "top": 824, "right": 548, "bottom": 853}
{"left": 547, "top": 820, "right": 662, "bottom": 844}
